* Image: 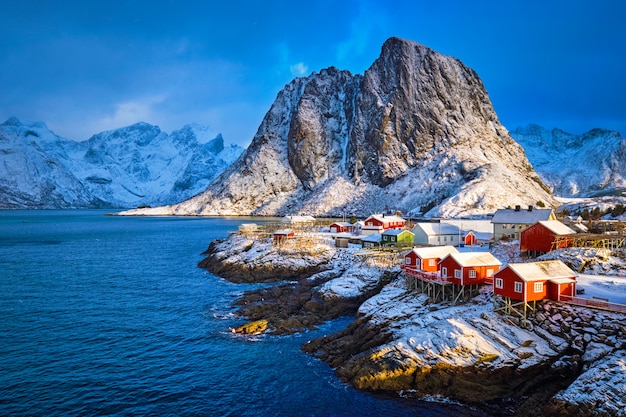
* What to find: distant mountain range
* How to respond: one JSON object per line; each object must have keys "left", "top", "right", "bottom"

{"left": 0, "top": 117, "right": 243, "bottom": 209}
{"left": 2, "top": 38, "right": 625, "bottom": 216}
{"left": 510, "top": 124, "right": 626, "bottom": 198}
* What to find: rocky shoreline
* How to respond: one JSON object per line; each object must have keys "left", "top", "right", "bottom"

{"left": 199, "top": 233, "right": 626, "bottom": 417}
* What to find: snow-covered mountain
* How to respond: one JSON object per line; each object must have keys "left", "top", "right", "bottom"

{"left": 138, "top": 37, "right": 555, "bottom": 218}
{"left": 0, "top": 117, "right": 243, "bottom": 208}
{"left": 510, "top": 124, "right": 626, "bottom": 197}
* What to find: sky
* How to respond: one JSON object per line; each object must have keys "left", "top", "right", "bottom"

{"left": 1, "top": 0, "right": 625, "bottom": 147}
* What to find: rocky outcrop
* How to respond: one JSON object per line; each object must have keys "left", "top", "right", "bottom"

{"left": 303, "top": 289, "right": 626, "bottom": 416}
{"left": 198, "top": 233, "right": 395, "bottom": 334}
{"left": 198, "top": 236, "right": 335, "bottom": 283}
{"left": 163, "top": 37, "right": 555, "bottom": 218}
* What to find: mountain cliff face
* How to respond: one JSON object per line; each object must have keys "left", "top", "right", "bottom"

{"left": 510, "top": 124, "right": 626, "bottom": 197}
{"left": 160, "top": 37, "right": 554, "bottom": 218}
{"left": 0, "top": 117, "right": 243, "bottom": 208}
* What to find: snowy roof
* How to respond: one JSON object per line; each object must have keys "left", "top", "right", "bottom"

{"left": 536, "top": 220, "right": 576, "bottom": 235}
{"left": 505, "top": 260, "right": 576, "bottom": 282}
{"left": 361, "top": 233, "right": 382, "bottom": 243}
{"left": 330, "top": 222, "right": 352, "bottom": 227}
{"left": 274, "top": 229, "right": 294, "bottom": 235}
{"left": 366, "top": 214, "right": 405, "bottom": 224}
{"left": 382, "top": 229, "right": 413, "bottom": 237}
{"left": 571, "top": 223, "right": 589, "bottom": 233}
{"left": 443, "top": 219, "right": 493, "bottom": 233}
{"left": 412, "top": 222, "right": 459, "bottom": 236}
{"left": 491, "top": 208, "right": 554, "bottom": 224}
{"left": 446, "top": 252, "right": 502, "bottom": 267}
{"left": 410, "top": 245, "right": 459, "bottom": 259}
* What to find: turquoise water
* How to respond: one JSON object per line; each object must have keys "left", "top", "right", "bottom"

{"left": 0, "top": 210, "right": 489, "bottom": 416}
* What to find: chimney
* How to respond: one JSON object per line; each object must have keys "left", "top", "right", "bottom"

{"left": 528, "top": 205, "right": 533, "bottom": 211}
{"left": 515, "top": 205, "right": 521, "bottom": 211}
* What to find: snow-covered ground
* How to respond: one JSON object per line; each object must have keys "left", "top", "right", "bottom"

{"left": 577, "top": 274, "right": 626, "bottom": 304}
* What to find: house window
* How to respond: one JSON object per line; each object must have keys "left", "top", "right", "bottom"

{"left": 454, "top": 269, "right": 461, "bottom": 279}
{"left": 469, "top": 270, "right": 476, "bottom": 279}
{"left": 495, "top": 278, "right": 503, "bottom": 289}
{"left": 428, "top": 259, "right": 436, "bottom": 267}
{"left": 514, "top": 282, "right": 523, "bottom": 293}
{"left": 405, "top": 258, "right": 411, "bottom": 265}
{"left": 534, "top": 282, "right": 544, "bottom": 293}
{"left": 441, "top": 267, "right": 448, "bottom": 277}
{"left": 444, "top": 236, "right": 447, "bottom": 242}
{"left": 486, "top": 269, "right": 494, "bottom": 277}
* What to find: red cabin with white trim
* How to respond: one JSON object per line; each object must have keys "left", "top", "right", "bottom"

{"left": 362, "top": 214, "right": 406, "bottom": 235}
{"left": 439, "top": 252, "right": 502, "bottom": 285}
{"left": 403, "top": 245, "right": 458, "bottom": 273}
{"left": 273, "top": 229, "right": 295, "bottom": 244}
{"left": 329, "top": 222, "right": 352, "bottom": 234}
{"left": 493, "top": 260, "right": 576, "bottom": 302}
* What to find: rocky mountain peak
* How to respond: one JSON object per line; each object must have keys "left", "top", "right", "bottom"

{"left": 132, "top": 37, "right": 558, "bottom": 218}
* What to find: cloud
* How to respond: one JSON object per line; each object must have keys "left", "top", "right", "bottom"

{"left": 94, "top": 94, "right": 167, "bottom": 132}
{"left": 290, "top": 62, "right": 309, "bottom": 77}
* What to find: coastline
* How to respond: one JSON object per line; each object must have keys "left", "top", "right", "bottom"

{"left": 199, "top": 231, "right": 626, "bottom": 416}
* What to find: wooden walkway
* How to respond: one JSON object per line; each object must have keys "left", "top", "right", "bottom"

{"left": 559, "top": 295, "right": 626, "bottom": 314}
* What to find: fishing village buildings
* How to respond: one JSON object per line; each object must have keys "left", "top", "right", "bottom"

{"left": 261, "top": 208, "right": 625, "bottom": 321}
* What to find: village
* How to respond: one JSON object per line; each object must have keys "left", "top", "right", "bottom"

{"left": 239, "top": 206, "right": 626, "bottom": 327}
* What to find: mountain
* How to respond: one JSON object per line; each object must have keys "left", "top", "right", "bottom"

{"left": 510, "top": 124, "right": 626, "bottom": 197}
{"left": 0, "top": 117, "right": 243, "bottom": 209}
{"left": 138, "top": 37, "right": 555, "bottom": 218}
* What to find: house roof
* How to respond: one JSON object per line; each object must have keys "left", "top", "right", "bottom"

{"left": 330, "top": 222, "right": 352, "bottom": 227}
{"left": 412, "top": 222, "right": 460, "bottom": 236}
{"left": 491, "top": 208, "right": 554, "bottom": 225}
{"left": 365, "top": 214, "right": 406, "bottom": 224}
{"left": 504, "top": 260, "right": 576, "bottom": 282}
{"left": 382, "top": 229, "right": 413, "bottom": 237}
{"left": 409, "top": 245, "right": 459, "bottom": 259}
{"left": 274, "top": 229, "right": 294, "bottom": 235}
{"left": 361, "top": 233, "right": 382, "bottom": 243}
{"left": 443, "top": 219, "right": 494, "bottom": 234}
{"left": 535, "top": 220, "right": 576, "bottom": 235}
{"left": 446, "top": 252, "right": 502, "bottom": 267}
{"left": 571, "top": 223, "right": 589, "bottom": 233}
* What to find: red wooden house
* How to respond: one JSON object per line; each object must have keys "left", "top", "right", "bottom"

{"left": 329, "top": 222, "right": 353, "bottom": 234}
{"left": 493, "top": 260, "right": 577, "bottom": 323}
{"left": 272, "top": 229, "right": 295, "bottom": 244}
{"left": 463, "top": 231, "right": 477, "bottom": 246}
{"left": 519, "top": 220, "right": 575, "bottom": 257}
{"left": 362, "top": 214, "right": 406, "bottom": 235}
{"left": 403, "top": 245, "right": 458, "bottom": 272}
{"left": 439, "top": 252, "right": 502, "bottom": 285}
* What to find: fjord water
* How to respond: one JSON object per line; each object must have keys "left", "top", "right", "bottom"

{"left": 0, "top": 211, "right": 485, "bottom": 416}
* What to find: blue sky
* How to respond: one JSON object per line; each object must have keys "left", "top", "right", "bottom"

{"left": 1, "top": 0, "right": 625, "bottom": 146}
